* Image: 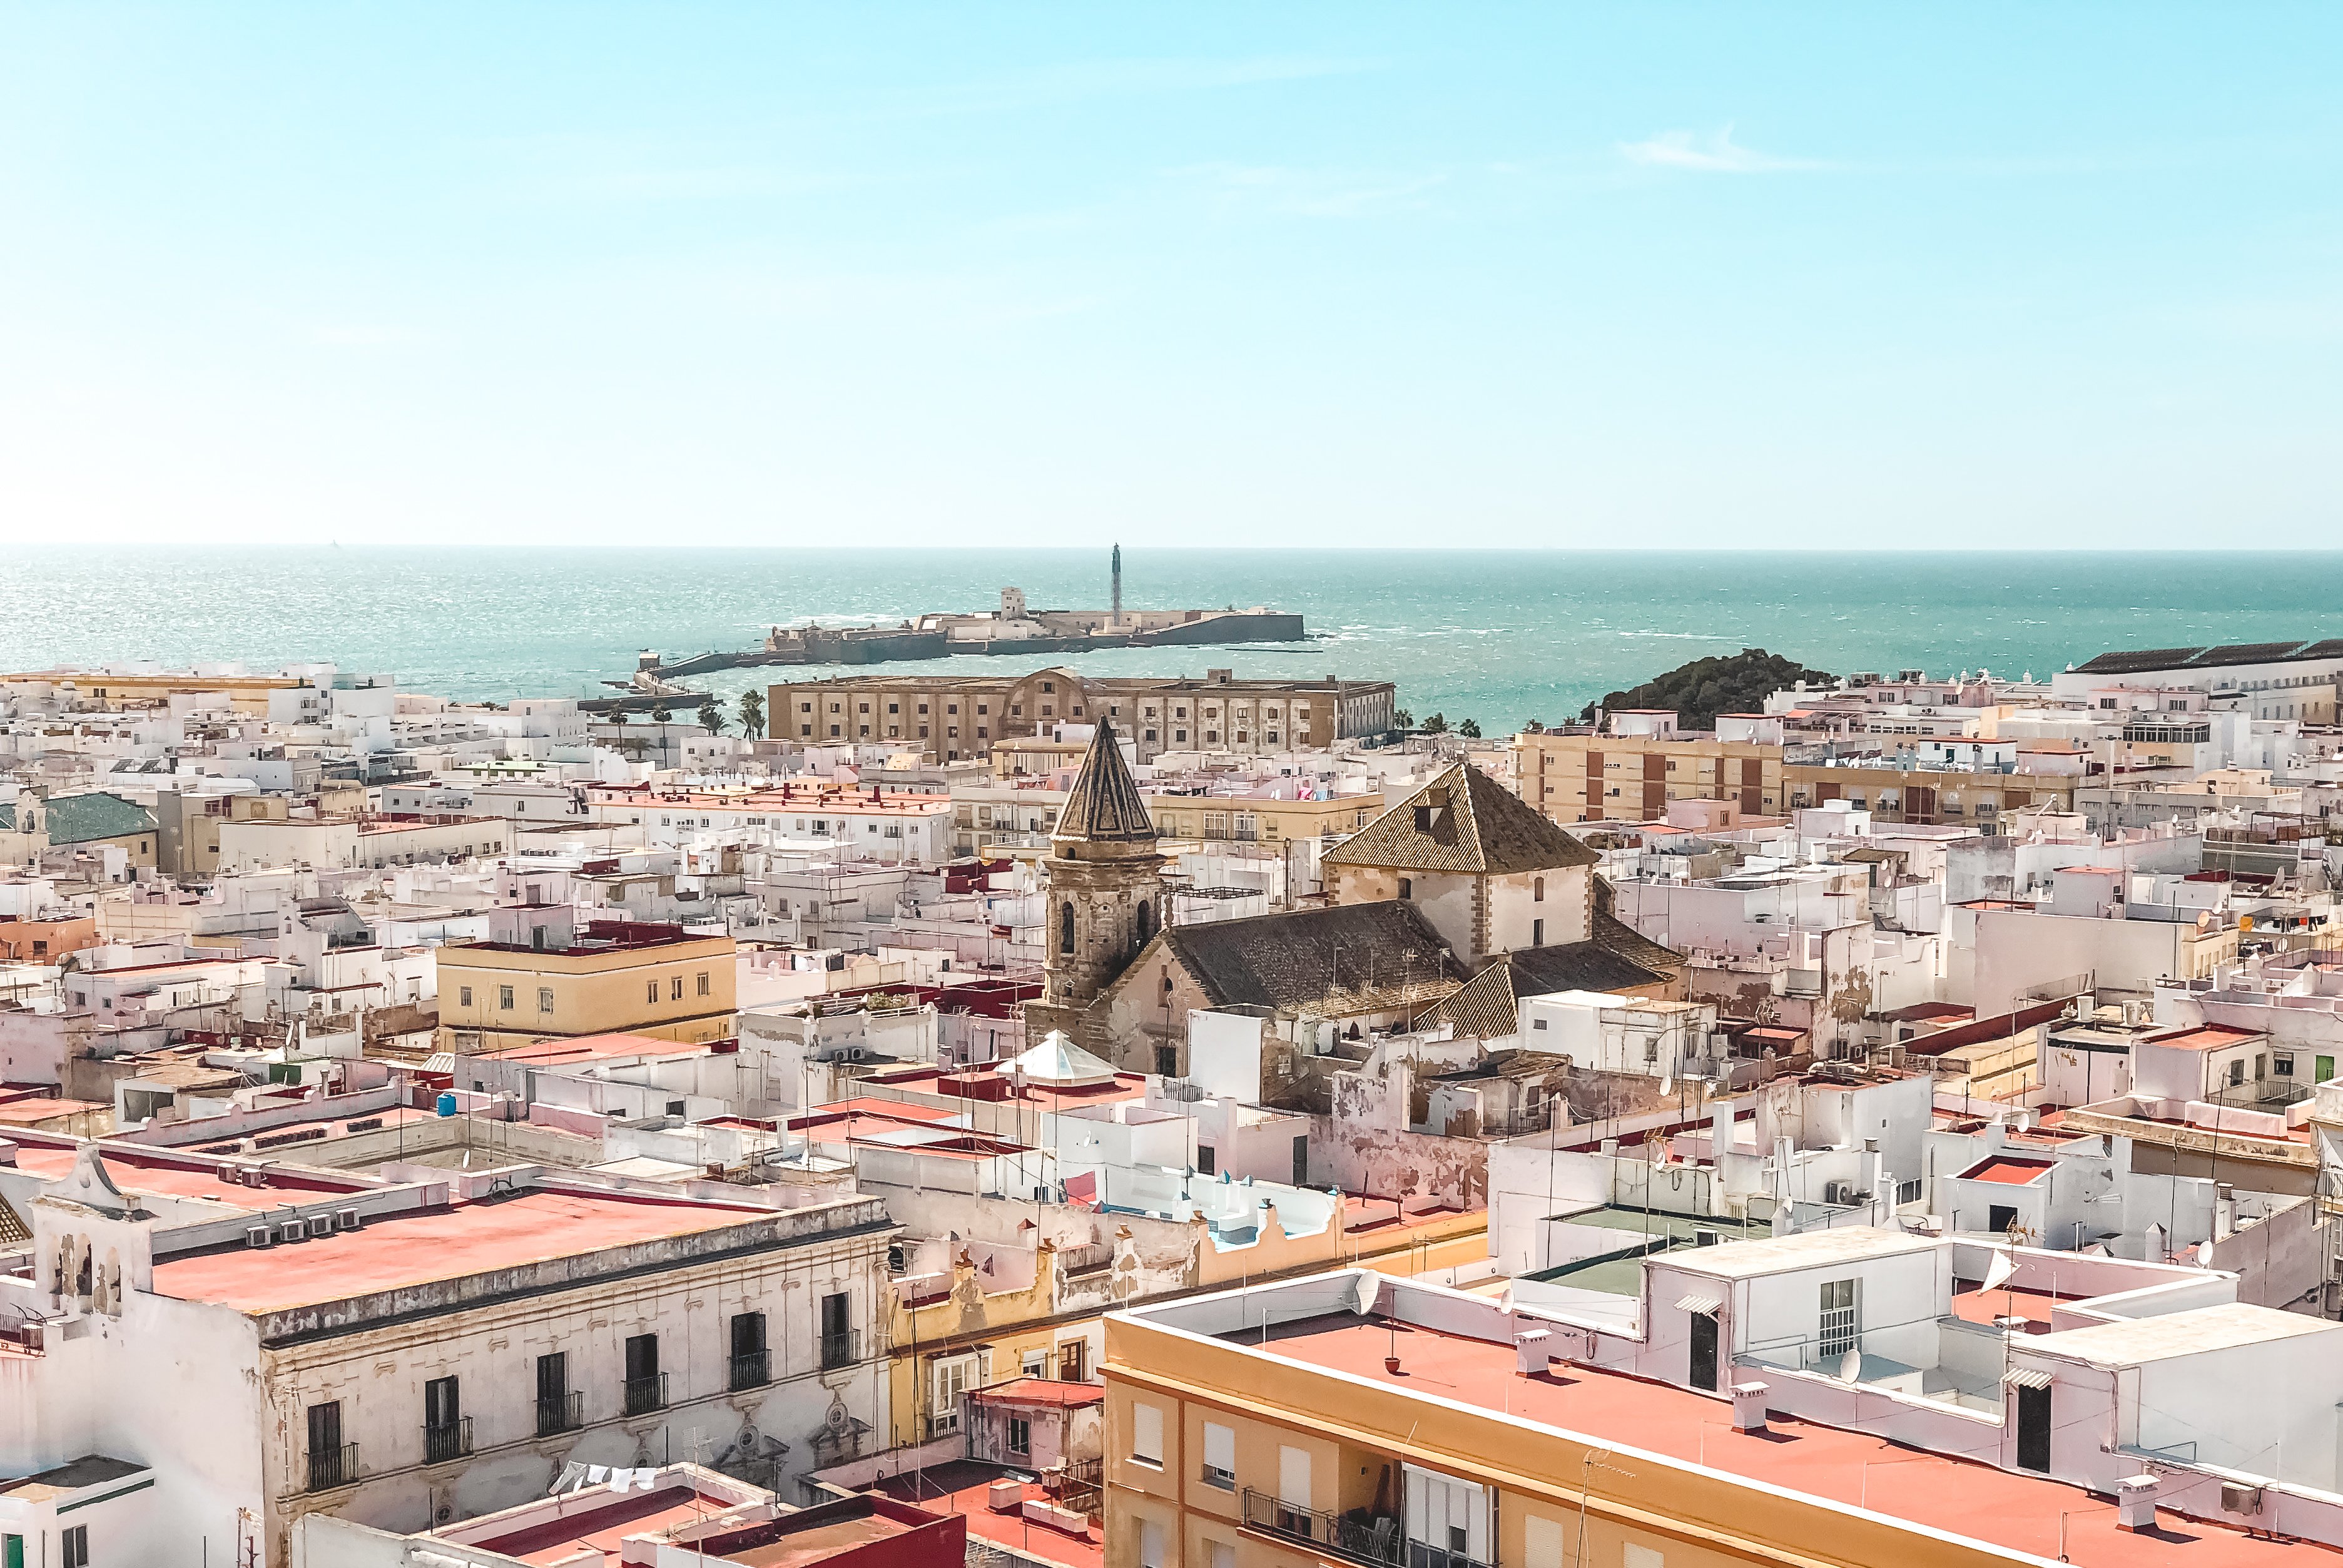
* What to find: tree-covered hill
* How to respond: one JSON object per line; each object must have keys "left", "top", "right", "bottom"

{"left": 1577, "top": 648, "right": 1836, "bottom": 731}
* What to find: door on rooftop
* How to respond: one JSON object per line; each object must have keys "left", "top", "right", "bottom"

{"left": 1988, "top": 1204, "right": 2018, "bottom": 1236}
{"left": 2320, "top": 1056, "right": 2335, "bottom": 1086}
{"left": 1291, "top": 1135, "right": 1309, "bottom": 1186}
{"left": 1689, "top": 1311, "right": 1719, "bottom": 1393}
{"left": 2016, "top": 1382, "right": 2052, "bottom": 1472}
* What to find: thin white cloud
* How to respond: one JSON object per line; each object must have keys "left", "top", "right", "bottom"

{"left": 1619, "top": 125, "right": 1821, "bottom": 174}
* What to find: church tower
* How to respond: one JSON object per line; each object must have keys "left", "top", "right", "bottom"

{"left": 1029, "top": 716, "right": 1164, "bottom": 1037}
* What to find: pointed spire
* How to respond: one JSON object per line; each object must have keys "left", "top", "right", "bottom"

{"left": 1054, "top": 716, "right": 1157, "bottom": 844}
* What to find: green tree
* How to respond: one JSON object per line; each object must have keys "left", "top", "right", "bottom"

{"left": 696, "top": 696, "right": 723, "bottom": 734}
{"left": 650, "top": 701, "right": 673, "bottom": 724}
{"left": 1392, "top": 708, "right": 1416, "bottom": 730}
{"left": 1578, "top": 648, "right": 1836, "bottom": 731}
{"left": 738, "top": 688, "right": 766, "bottom": 739}
{"left": 1457, "top": 718, "right": 1482, "bottom": 738}
{"left": 1422, "top": 712, "right": 1450, "bottom": 734}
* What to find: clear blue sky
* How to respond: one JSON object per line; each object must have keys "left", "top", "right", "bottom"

{"left": 3, "top": 6, "right": 2337, "bottom": 549}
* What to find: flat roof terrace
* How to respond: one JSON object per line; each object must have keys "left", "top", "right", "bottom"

{"left": 147, "top": 1184, "right": 783, "bottom": 1313}
{"left": 1240, "top": 1313, "right": 2329, "bottom": 1567}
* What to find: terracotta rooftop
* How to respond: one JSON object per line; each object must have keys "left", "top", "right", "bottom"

{"left": 1253, "top": 1315, "right": 2329, "bottom": 1565}
{"left": 1326, "top": 763, "right": 1599, "bottom": 875}
{"left": 146, "top": 1185, "right": 775, "bottom": 1311}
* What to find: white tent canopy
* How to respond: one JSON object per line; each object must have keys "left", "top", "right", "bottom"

{"left": 993, "top": 1030, "right": 1119, "bottom": 1088}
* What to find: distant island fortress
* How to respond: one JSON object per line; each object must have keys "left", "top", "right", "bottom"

{"left": 623, "top": 545, "right": 1304, "bottom": 686}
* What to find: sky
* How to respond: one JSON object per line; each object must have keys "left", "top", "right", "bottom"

{"left": 2, "top": 6, "right": 2339, "bottom": 550}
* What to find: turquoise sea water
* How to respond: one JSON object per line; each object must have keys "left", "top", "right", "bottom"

{"left": 4, "top": 548, "right": 2340, "bottom": 734}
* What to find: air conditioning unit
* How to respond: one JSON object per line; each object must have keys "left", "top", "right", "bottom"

{"left": 1824, "top": 1180, "right": 1853, "bottom": 1205}
{"left": 2222, "top": 1482, "right": 2264, "bottom": 1516}
{"left": 244, "top": 1226, "right": 274, "bottom": 1249}
{"left": 308, "top": 1212, "right": 334, "bottom": 1235}
{"left": 280, "top": 1219, "right": 308, "bottom": 1243}
{"left": 337, "top": 1208, "right": 363, "bottom": 1231}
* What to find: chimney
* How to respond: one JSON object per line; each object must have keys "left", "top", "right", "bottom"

{"left": 1731, "top": 1381, "right": 1770, "bottom": 1433}
{"left": 2116, "top": 1474, "right": 2160, "bottom": 1532}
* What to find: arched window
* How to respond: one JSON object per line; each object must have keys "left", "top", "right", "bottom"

{"left": 1134, "top": 900, "right": 1154, "bottom": 947}
{"left": 1059, "top": 902, "right": 1075, "bottom": 955}
{"left": 1533, "top": 876, "right": 1545, "bottom": 902}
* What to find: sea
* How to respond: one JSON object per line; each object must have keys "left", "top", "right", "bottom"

{"left": 4, "top": 547, "right": 2340, "bottom": 735}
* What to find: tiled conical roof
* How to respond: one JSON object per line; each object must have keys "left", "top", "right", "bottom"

{"left": 1324, "top": 762, "right": 1597, "bottom": 875}
{"left": 1052, "top": 717, "right": 1158, "bottom": 844}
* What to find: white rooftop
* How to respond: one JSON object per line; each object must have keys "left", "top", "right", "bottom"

{"left": 1665, "top": 1224, "right": 1943, "bottom": 1280}
{"left": 2020, "top": 1302, "right": 2340, "bottom": 1367}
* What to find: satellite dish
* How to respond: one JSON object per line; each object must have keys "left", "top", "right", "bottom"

{"left": 1838, "top": 1348, "right": 1863, "bottom": 1382}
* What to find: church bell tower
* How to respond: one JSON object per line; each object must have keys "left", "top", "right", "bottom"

{"left": 1029, "top": 716, "right": 1164, "bottom": 1039}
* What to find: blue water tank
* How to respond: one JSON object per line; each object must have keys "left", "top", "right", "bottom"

{"left": 435, "top": 1092, "right": 457, "bottom": 1118}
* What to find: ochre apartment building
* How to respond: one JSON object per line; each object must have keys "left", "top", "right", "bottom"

{"left": 435, "top": 920, "right": 738, "bottom": 1052}
{"left": 1512, "top": 730, "right": 1783, "bottom": 823}
{"left": 1104, "top": 1273, "right": 2279, "bottom": 1568}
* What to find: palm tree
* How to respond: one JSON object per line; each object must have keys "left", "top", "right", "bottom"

{"left": 738, "top": 689, "right": 766, "bottom": 740}
{"left": 1458, "top": 718, "right": 1482, "bottom": 738}
{"left": 1421, "top": 712, "right": 1449, "bottom": 734}
{"left": 650, "top": 701, "right": 673, "bottom": 725}
{"left": 696, "top": 696, "right": 723, "bottom": 735}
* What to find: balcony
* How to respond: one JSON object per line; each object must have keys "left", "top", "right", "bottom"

{"left": 730, "top": 1349, "right": 772, "bottom": 1391}
{"left": 1407, "top": 1544, "right": 1493, "bottom": 1568}
{"left": 307, "top": 1442, "right": 360, "bottom": 1493}
{"left": 821, "top": 1328, "right": 860, "bottom": 1371}
{"left": 536, "top": 1390, "right": 583, "bottom": 1436}
{"left": 423, "top": 1417, "right": 474, "bottom": 1465}
{"left": 624, "top": 1372, "right": 669, "bottom": 1417}
{"left": 1241, "top": 1488, "right": 1399, "bottom": 1568}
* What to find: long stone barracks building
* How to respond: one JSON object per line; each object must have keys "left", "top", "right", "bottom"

{"left": 768, "top": 666, "right": 1396, "bottom": 764}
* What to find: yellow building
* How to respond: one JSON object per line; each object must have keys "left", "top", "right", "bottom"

{"left": 1144, "top": 794, "right": 1383, "bottom": 847}
{"left": 435, "top": 923, "right": 738, "bottom": 1052}
{"left": 1104, "top": 1270, "right": 2284, "bottom": 1568}
{"left": 1511, "top": 730, "right": 1784, "bottom": 824}
{"left": 882, "top": 1209, "right": 1488, "bottom": 1453}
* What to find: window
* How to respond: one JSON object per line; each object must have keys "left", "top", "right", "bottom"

{"left": 1022, "top": 1348, "right": 1050, "bottom": 1377}
{"left": 1624, "top": 1547, "right": 1665, "bottom": 1568}
{"left": 731, "top": 1310, "right": 770, "bottom": 1390}
{"left": 1532, "top": 919, "right": 1544, "bottom": 947}
{"left": 537, "top": 1351, "right": 576, "bottom": 1435}
{"left": 1202, "top": 1420, "right": 1236, "bottom": 1488}
{"left": 933, "top": 1354, "right": 978, "bottom": 1433}
{"left": 696, "top": 971, "right": 711, "bottom": 997}
{"left": 1276, "top": 1445, "right": 1311, "bottom": 1527}
{"left": 497, "top": 985, "right": 514, "bottom": 1011}
{"left": 646, "top": 980, "right": 658, "bottom": 1003}
{"left": 1197, "top": 1144, "right": 1216, "bottom": 1176}
{"left": 2276, "top": 1052, "right": 2296, "bottom": 1077}
{"left": 1060, "top": 902, "right": 1075, "bottom": 955}
{"left": 1398, "top": 877, "right": 1412, "bottom": 899}
{"left": 1139, "top": 1520, "right": 1166, "bottom": 1568}
{"left": 424, "top": 1374, "right": 466, "bottom": 1462}
{"left": 624, "top": 1332, "right": 664, "bottom": 1414}
{"left": 306, "top": 1399, "right": 349, "bottom": 1491}
{"left": 1207, "top": 1541, "right": 1235, "bottom": 1568}
{"left": 458, "top": 985, "right": 472, "bottom": 1007}
{"left": 1533, "top": 876, "right": 1545, "bottom": 902}
{"left": 537, "top": 986, "right": 554, "bottom": 1014}
{"left": 1523, "top": 1515, "right": 1565, "bottom": 1568}
{"left": 1405, "top": 1464, "right": 1487, "bottom": 1568}
{"left": 1009, "top": 1415, "right": 1032, "bottom": 1455}
{"left": 671, "top": 976, "right": 684, "bottom": 1000}
{"left": 1131, "top": 1401, "right": 1164, "bottom": 1465}
{"left": 62, "top": 1527, "right": 88, "bottom": 1568}
{"left": 821, "top": 1291, "right": 853, "bottom": 1368}
{"left": 1818, "top": 1278, "right": 1859, "bottom": 1360}
{"left": 2230, "top": 1059, "right": 2246, "bottom": 1086}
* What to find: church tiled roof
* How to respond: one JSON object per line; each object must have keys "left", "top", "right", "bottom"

{"left": 1324, "top": 763, "right": 1598, "bottom": 875}
{"left": 1159, "top": 900, "right": 1469, "bottom": 1017}
{"left": 1052, "top": 718, "right": 1157, "bottom": 844}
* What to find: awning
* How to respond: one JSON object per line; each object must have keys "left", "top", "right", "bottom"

{"left": 2003, "top": 1367, "right": 2055, "bottom": 1389}
{"left": 1675, "top": 1293, "right": 1724, "bottom": 1317}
